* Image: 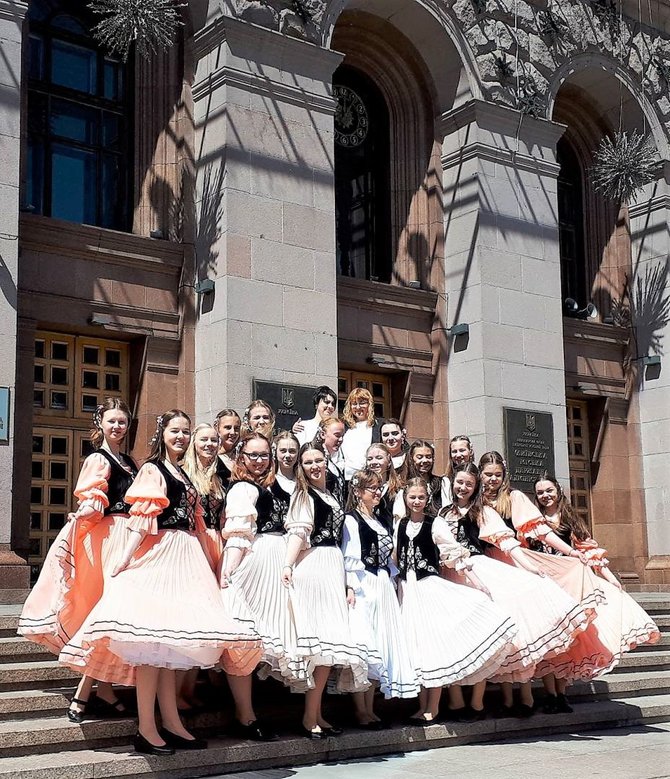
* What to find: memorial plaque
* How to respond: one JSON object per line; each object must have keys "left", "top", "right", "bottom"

{"left": 503, "top": 407, "right": 555, "bottom": 493}
{"left": 253, "top": 380, "right": 316, "bottom": 434}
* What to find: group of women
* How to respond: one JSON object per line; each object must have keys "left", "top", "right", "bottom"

{"left": 18, "top": 385, "right": 660, "bottom": 756}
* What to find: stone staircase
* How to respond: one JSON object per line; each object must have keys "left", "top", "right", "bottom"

{"left": 0, "top": 593, "right": 668, "bottom": 778}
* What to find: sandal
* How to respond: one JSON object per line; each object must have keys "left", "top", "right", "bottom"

{"left": 66, "top": 697, "right": 89, "bottom": 724}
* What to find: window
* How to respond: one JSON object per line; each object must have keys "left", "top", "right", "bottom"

{"left": 557, "top": 137, "right": 588, "bottom": 306}
{"left": 566, "top": 399, "right": 592, "bottom": 533}
{"left": 25, "top": 0, "right": 133, "bottom": 230}
{"left": 338, "top": 371, "right": 391, "bottom": 419}
{"left": 334, "top": 66, "right": 392, "bottom": 283}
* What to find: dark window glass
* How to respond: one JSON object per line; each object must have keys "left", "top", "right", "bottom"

{"left": 51, "top": 342, "right": 68, "bottom": 360}
{"left": 31, "top": 486, "right": 43, "bottom": 504}
{"left": 557, "top": 138, "right": 587, "bottom": 306}
{"left": 35, "top": 340, "right": 45, "bottom": 358}
{"left": 50, "top": 461, "right": 67, "bottom": 480}
{"left": 34, "top": 365, "right": 45, "bottom": 383}
{"left": 32, "top": 461, "right": 44, "bottom": 478}
{"left": 50, "top": 391, "right": 67, "bottom": 409}
{"left": 49, "top": 512, "right": 66, "bottom": 530}
{"left": 51, "top": 366, "right": 67, "bottom": 385}
{"left": 334, "top": 66, "right": 392, "bottom": 283}
{"left": 82, "top": 393, "right": 98, "bottom": 411}
{"left": 25, "top": 1, "right": 133, "bottom": 230}
{"left": 49, "top": 487, "right": 67, "bottom": 505}
{"left": 50, "top": 436, "right": 67, "bottom": 455}
{"left": 30, "top": 512, "right": 42, "bottom": 529}
{"left": 83, "top": 346, "right": 99, "bottom": 364}
{"left": 29, "top": 539, "right": 41, "bottom": 557}
{"left": 33, "top": 389, "right": 45, "bottom": 408}
{"left": 105, "top": 349, "right": 121, "bottom": 368}
{"left": 33, "top": 436, "right": 44, "bottom": 453}
{"left": 105, "top": 373, "right": 120, "bottom": 391}
{"left": 81, "top": 439, "right": 94, "bottom": 457}
{"left": 82, "top": 370, "right": 98, "bottom": 389}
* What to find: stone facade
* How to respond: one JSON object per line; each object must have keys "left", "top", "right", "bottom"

{"left": 0, "top": 0, "right": 668, "bottom": 586}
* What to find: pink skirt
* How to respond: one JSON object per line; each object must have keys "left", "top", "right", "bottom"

{"left": 59, "top": 529, "right": 262, "bottom": 685}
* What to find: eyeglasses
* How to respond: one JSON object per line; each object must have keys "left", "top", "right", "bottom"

{"left": 242, "top": 452, "right": 271, "bottom": 462}
{"left": 351, "top": 401, "right": 369, "bottom": 407}
{"left": 364, "top": 487, "right": 383, "bottom": 494}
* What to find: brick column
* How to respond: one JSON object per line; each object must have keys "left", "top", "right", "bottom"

{"left": 440, "top": 99, "right": 570, "bottom": 485}
{"left": 191, "top": 16, "right": 342, "bottom": 419}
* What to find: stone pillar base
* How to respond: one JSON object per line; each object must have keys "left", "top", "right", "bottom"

{"left": 0, "top": 545, "right": 30, "bottom": 603}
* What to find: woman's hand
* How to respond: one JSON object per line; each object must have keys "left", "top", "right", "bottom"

{"left": 292, "top": 419, "right": 305, "bottom": 434}
{"left": 569, "top": 549, "right": 588, "bottom": 564}
{"left": 281, "top": 565, "right": 293, "bottom": 587}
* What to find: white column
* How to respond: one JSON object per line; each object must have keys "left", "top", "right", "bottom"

{"left": 440, "top": 100, "right": 570, "bottom": 485}
{"left": 191, "top": 16, "right": 341, "bottom": 420}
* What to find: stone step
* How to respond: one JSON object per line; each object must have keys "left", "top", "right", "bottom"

{"left": 0, "top": 661, "right": 79, "bottom": 692}
{"left": 0, "top": 689, "right": 74, "bottom": 721}
{"left": 0, "top": 610, "right": 20, "bottom": 639}
{"left": 0, "top": 637, "right": 53, "bottom": 664}
{"left": 636, "top": 632, "right": 670, "bottom": 650}
{"left": 629, "top": 594, "right": 670, "bottom": 614}
{"left": 0, "top": 695, "right": 667, "bottom": 778}
{"left": 614, "top": 649, "right": 670, "bottom": 672}
{"left": 569, "top": 669, "right": 670, "bottom": 700}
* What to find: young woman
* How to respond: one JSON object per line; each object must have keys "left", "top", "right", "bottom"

{"left": 533, "top": 474, "right": 659, "bottom": 709}
{"left": 215, "top": 408, "right": 241, "bottom": 490}
{"left": 365, "top": 443, "right": 404, "bottom": 528}
{"left": 479, "top": 451, "right": 617, "bottom": 687}
{"left": 340, "top": 388, "right": 381, "bottom": 480}
{"left": 435, "top": 464, "right": 589, "bottom": 718}
{"left": 20, "top": 398, "right": 138, "bottom": 722}
{"left": 317, "top": 416, "right": 347, "bottom": 509}
{"left": 218, "top": 431, "right": 307, "bottom": 741}
{"left": 292, "top": 385, "right": 338, "bottom": 446}
{"left": 242, "top": 400, "right": 275, "bottom": 439}
{"left": 60, "top": 410, "right": 261, "bottom": 755}
{"left": 343, "top": 469, "right": 419, "bottom": 727}
{"left": 397, "top": 440, "right": 450, "bottom": 519}
{"left": 379, "top": 419, "right": 407, "bottom": 475}
{"left": 283, "top": 443, "right": 369, "bottom": 738}
{"left": 182, "top": 423, "right": 226, "bottom": 572}
{"left": 446, "top": 435, "right": 475, "bottom": 482}
{"left": 394, "top": 477, "right": 517, "bottom": 722}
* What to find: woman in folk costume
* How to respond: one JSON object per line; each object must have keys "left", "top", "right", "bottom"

{"left": 19, "top": 398, "right": 138, "bottom": 722}
{"left": 215, "top": 408, "right": 241, "bottom": 490}
{"left": 533, "top": 473, "right": 659, "bottom": 711}
{"left": 60, "top": 410, "right": 261, "bottom": 755}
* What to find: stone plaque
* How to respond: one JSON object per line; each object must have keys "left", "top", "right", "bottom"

{"left": 503, "top": 407, "right": 555, "bottom": 492}
{"left": 253, "top": 380, "right": 316, "bottom": 434}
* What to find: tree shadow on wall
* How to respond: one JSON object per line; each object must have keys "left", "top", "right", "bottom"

{"left": 616, "top": 259, "right": 670, "bottom": 386}
{"left": 193, "top": 162, "right": 225, "bottom": 317}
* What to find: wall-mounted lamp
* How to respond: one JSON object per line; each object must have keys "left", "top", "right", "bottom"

{"left": 642, "top": 355, "right": 661, "bottom": 367}
{"left": 408, "top": 280, "right": 421, "bottom": 289}
{"left": 446, "top": 323, "right": 470, "bottom": 337}
{"left": 88, "top": 313, "right": 113, "bottom": 327}
{"left": 564, "top": 297, "right": 598, "bottom": 320}
{"left": 149, "top": 228, "right": 165, "bottom": 240}
{"left": 195, "top": 279, "right": 215, "bottom": 295}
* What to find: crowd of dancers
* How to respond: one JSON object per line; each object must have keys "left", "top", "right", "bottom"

{"left": 18, "top": 385, "right": 660, "bottom": 755}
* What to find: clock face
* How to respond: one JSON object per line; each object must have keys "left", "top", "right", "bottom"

{"left": 334, "top": 85, "right": 369, "bottom": 147}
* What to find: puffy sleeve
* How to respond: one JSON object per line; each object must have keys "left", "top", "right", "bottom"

{"left": 510, "top": 490, "right": 553, "bottom": 539}
{"left": 432, "top": 513, "right": 472, "bottom": 571}
{"left": 73, "top": 453, "right": 111, "bottom": 519}
{"left": 440, "top": 477, "right": 452, "bottom": 510}
{"left": 479, "top": 506, "right": 521, "bottom": 553}
{"left": 285, "top": 492, "right": 314, "bottom": 549}
{"left": 341, "top": 514, "right": 365, "bottom": 591}
{"left": 392, "top": 489, "right": 406, "bottom": 523}
{"left": 124, "top": 463, "right": 169, "bottom": 535}
{"left": 221, "top": 482, "right": 258, "bottom": 551}
{"left": 573, "top": 536, "right": 610, "bottom": 569}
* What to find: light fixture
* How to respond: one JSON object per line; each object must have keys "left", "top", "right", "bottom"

{"left": 88, "top": 313, "right": 113, "bottom": 326}
{"left": 195, "top": 279, "right": 215, "bottom": 295}
{"left": 642, "top": 355, "right": 661, "bottom": 366}
{"left": 408, "top": 280, "right": 421, "bottom": 289}
{"left": 149, "top": 228, "right": 165, "bottom": 239}
{"left": 446, "top": 323, "right": 470, "bottom": 337}
{"left": 564, "top": 298, "right": 598, "bottom": 320}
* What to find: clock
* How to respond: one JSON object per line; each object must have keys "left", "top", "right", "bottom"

{"left": 334, "top": 85, "right": 369, "bottom": 147}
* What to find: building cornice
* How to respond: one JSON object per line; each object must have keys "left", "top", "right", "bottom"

{"left": 0, "top": 1, "right": 28, "bottom": 24}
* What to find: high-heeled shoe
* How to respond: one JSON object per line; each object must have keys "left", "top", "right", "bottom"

{"left": 66, "top": 697, "right": 88, "bottom": 724}
{"left": 301, "top": 724, "right": 327, "bottom": 739}
{"left": 159, "top": 728, "right": 207, "bottom": 750}
{"left": 91, "top": 696, "right": 131, "bottom": 719}
{"left": 133, "top": 732, "right": 175, "bottom": 756}
{"left": 320, "top": 724, "right": 343, "bottom": 736}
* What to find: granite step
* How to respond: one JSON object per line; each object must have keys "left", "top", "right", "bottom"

{"left": 0, "top": 695, "right": 667, "bottom": 779}
{"left": 0, "top": 689, "right": 74, "bottom": 720}
{"left": 636, "top": 632, "right": 670, "bottom": 650}
{"left": 0, "top": 661, "right": 80, "bottom": 691}
{"left": 569, "top": 669, "right": 670, "bottom": 700}
{"left": 629, "top": 594, "right": 670, "bottom": 615}
{"left": 0, "top": 637, "right": 53, "bottom": 663}
{"left": 613, "top": 649, "right": 670, "bottom": 672}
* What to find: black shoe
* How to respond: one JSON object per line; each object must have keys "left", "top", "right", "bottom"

{"left": 555, "top": 694, "right": 573, "bottom": 713}
{"left": 91, "top": 696, "right": 131, "bottom": 719}
{"left": 133, "top": 732, "right": 175, "bottom": 756}
{"left": 301, "top": 725, "right": 327, "bottom": 739}
{"left": 66, "top": 697, "right": 88, "bottom": 724}
{"left": 321, "top": 725, "right": 343, "bottom": 736}
{"left": 464, "top": 706, "right": 486, "bottom": 721}
{"left": 230, "top": 719, "right": 279, "bottom": 742}
{"left": 542, "top": 694, "right": 558, "bottom": 714}
{"left": 159, "top": 728, "right": 208, "bottom": 750}
{"left": 514, "top": 703, "right": 534, "bottom": 718}
{"left": 497, "top": 704, "right": 516, "bottom": 718}
{"left": 444, "top": 706, "right": 468, "bottom": 721}
{"left": 355, "top": 720, "right": 385, "bottom": 731}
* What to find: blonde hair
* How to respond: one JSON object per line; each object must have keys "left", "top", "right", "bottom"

{"left": 365, "top": 442, "right": 403, "bottom": 497}
{"left": 342, "top": 388, "right": 375, "bottom": 428}
{"left": 242, "top": 400, "right": 275, "bottom": 438}
{"left": 478, "top": 451, "right": 511, "bottom": 519}
{"left": 90, "top": 398, "right": 132, "bottom": 448}
{"left": 182, "top": 423, "right": 224, "bottom": 499}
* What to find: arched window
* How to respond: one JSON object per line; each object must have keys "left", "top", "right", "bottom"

{"left": 557, "top": 136, "right": 587, "bottom": 306}
{"left": 25, "top": 0, "right": 133, "bottom": 230}
{"left": 334, "top": 65, "right": 391, "bottom": 283}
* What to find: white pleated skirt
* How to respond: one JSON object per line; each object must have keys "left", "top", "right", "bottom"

{"left": 398, "top": 571, "right": 517, "bottom": 688}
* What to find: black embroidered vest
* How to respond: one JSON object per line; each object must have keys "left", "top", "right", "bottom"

{"left": 374, "top": 489, "right": 395, "bottom": 532}
{"left": 326, "top": 461, "right": 347, "bottom": 509}
{"left": 396, "top": 517, "right": 440, "bottom": 581}
{"left": 95, "top": 449, "right": 138, "bottom": 516}
{"left": 265, "top": 479, "right": 291, "bottom": 534}
{"left": 527, "top": 519, "right": 571, "bottom": 556}
{"left": 308, "top": 487, "right": 344, "bottom": 547}
{"left": 351, "top": 510, "right": 392, "bottom": 575}
{"left": 200, "top": 492, "right": 224, "bottom": 530}
{"left": 216, "top": 456, "right": 233, "bottom": 490}
{"left": 455, "top": 515, "right": 487, "bottom": 555}
{"left": 153, "top": 460, "right": 197, "bottom": 531}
